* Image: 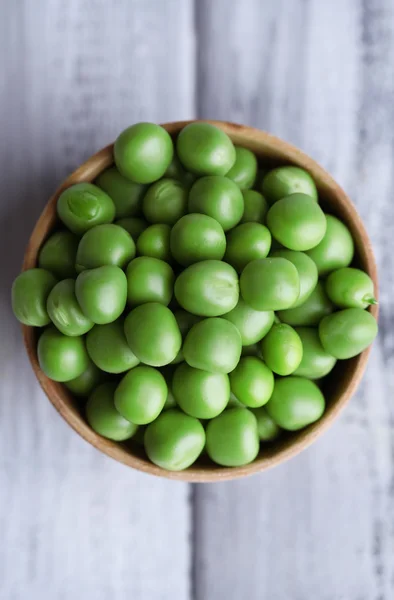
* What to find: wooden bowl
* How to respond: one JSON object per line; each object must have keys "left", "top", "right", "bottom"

{"left": 22, "top": 120, "right": 378, "bottom": 482}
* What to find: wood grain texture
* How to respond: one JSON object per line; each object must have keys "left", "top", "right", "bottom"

{"left": 0, "top": 1, "right": 195, "bottom": 599}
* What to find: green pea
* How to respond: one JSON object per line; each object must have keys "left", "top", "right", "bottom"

{"left": 95, "top": 166, "right": 147, "bottom": 218}
{"left": 171, "top": 310, "right": 201, "bottom": 364}
{"left": 229, "top": 357, "right": 274, "bottom": 408}
{"left": 86, "top": 319, "right": 139, "bottom": 373}
{"left": 277, "top": 281, "right": 333, "bottom": 326}
{"left": 47, "top": 279, "right": 94, "bottom": 336}
{"left": 188, "top": 176, "right": 244, "bottom": 231}
{"left": 240, "top": 190, "right": 268, "bottom": 224}
{"left": 114, "top": 122, "right": 173, "bottom": 184}
{"left": 175, "top": 260, "right": 239, "bottom": 317}
{"left": 293, "top": 327, "right": 336, "bottom": 379}
{"left": 38, "top": 231, "right": 79, "bottom": 279}
{"left": 172, "top": 363, "right": 230, "bottom": 419}
{"left": 86, "top": 382, "right": 138, "bottom": 441}
{"left": 325, "top": 267, "right": 377, "bottom": 309}
{"left": 76, "top": 224, "right": 135, "bottom": 272}
{"left": 65, "top": 361, "right": 105, "bottom": 397}
{"left": 240, "top": 258, "right": 300, "bottom": 311}
{"left": 142, "top": 178, "right": 188, "bottom": 225}
{"left": 37, "top": 327, "right": 89, "bottom": 382}
{"left": 144, "top": 409, "right": 205, "bottom": 471}
{"left": 115, "top": 217, "right": 148, "bottom": 240}
{"left": 206, "top": 408, "right": 259, "bottom": 467}
{"left": 12, "top": 268, "right": 57, "bottom": 327}
{"left": 75, "top": 265, "right": 127, "bottom": 325}
{"left": 250, "top": 407, "right": 281, "bottom": 441}
{"left": 306, "top": 215, "right": 354, "bottom": 275}
{"left": 57, "top": 183, "right": 115, "bottom": 235}
{"left": 165, "top": 154, "right": 196, "bottom": 187}
{"left": 270, "top": 249, "right": 318, "bottom": 307}
{"left": 170, "top": 214, "right": 226, "bottom": 266}
{"left": 177, "top": 122, "right": 236, "bottom": 176}
{"left": 126, "top": 256, "right": 174, "bottom": 307}
{"left": 183, "top": 318, "right": 242, "bottom": 374}
{"left": 114, "top": 366, "right": 167, "bottom": 425}
{"left": 319, "top": 308, "right": 378, "bottom": 359}
{"left": 124, "top": 303, "right": 182, "bottom": 367}
{"left": 262, "top": 166, "right": 318, "bottom": 205}
{"left": 265, "top": 377, "right": 325, "bottom": 431}
{"left": 226, "top": 146, "right": 258, "bottom": 189}
{"left": 160, "top": 366, "right": 178, "bottom": 409}
{"left": 267, "top": 193, "right": 326, "bottom": 251}
{"left": 260, "top": 323, "right": 303, "bottom": 376}
{"left": 136, "top": 224, "right": 172, "bottom": 262}
{"left": 222, "top": 298, "right": 274, "bottom": 345}
{"left": 225, "top": 223, "right": 271, "bottom": 272}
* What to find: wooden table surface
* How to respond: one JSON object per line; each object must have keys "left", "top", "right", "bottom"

{"left": 1, "top": 1, "right": 393, "bottom": 598}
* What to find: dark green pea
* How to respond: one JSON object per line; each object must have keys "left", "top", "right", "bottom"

{"left": 319, "top": 308, "right": 378, "bottom": 359}
{"left": 171, "top": 310, "right": 201, "bottom": 365}
{"left": 142, "top": 178, "right": 188, "bottom": 225}
{"left": 267, "top": 193, "right": 326, "bottom": 251}
{"left": 177, "top": 122, "right": 236, "bottom": 176}
{"left": 37, "top": 327, "right": 89, "bottom": 382}
{"left": 86, "top": 382, "right": 138, "bottom": 441}
{"left": 57, "top": 183, "right": 115, "bottom": 235}
{"left": 75, "top": 265, "right": 127, "bottom": 324}
{"left": 47, "top": 279, "right": 94, "bottom": 336}
{"left": 293, "top": 327, "right": 336, "bottom": 379}
{"left": 126, "top": 256, "right": 174, "bottom": 306}
{"left": 160, "top": 366, "right": 178, "bottom": 409}
{"left": 306, "top": 215, "right": 354, "bottom": 275}
{"left": 65, "top": 361, "right": 105, "bottom": 397}
{"left": 265, "top": 377, "right": 325, "bottom": 431}
{"left": 114, "top": 122, "right": 173, "bottom": 184}
{"left": 240, "top": 258, "right": 300, "bottom": 311}
{"left": 240, "top": 190, "right": 268, "bottom": 224}
{"left": 250, "top": 407, "right": 281, "bottom": 441}
{"left": 136, "top": 224, "right": 172, "bottom": 262}
{"left": 144, "top": 409, "right": 205, "bottom": 471}
{"left": 124, "top": 303, "right": 182, "bottom": 367}
{"left": 38, "top": 231, "right": 79, "bottom": 279}
{"left": 262, "top": 166, "right": 318, "bottom": 205}
{"left": 175, "top": 260, "right": 239, "bottom": 316}
{"left": 260, "top": 323, "right": 303, "bottom": 376}
{"left": 225, "top": 223, "right": 271, "bottom": 272}
{"left": 86, "top": 319, "right": 139, "bottom": 373}
{"left": 325, "top": 267, "right": 377, "bottom": 308}
{"left": 183, "top": 318, "right": 242, "bottom": 374}
{"left": 189, "top": 176, "right": 244, "bottom": 231}
{"left": 95, "top": 166, "right": 147, "bottom": 218}
{"left": 254, "top": 167, "right": 269, "bottom": 191}
{"left": 12, "top": 268, "right": 57, "bottom": 327}
{"left": 226, "top": 146, "right": 258, "bottom": 189}
{"left": 76, "top": 224, "right": 135, "bottom": 271}
{"left": 170, "top": 213, "right": 226, "bottom": 266}
{"left": 115, "top": 217, "right": 148, "bottom": 240}
{"left": 229, "top": 356, "right": 274, "bottom": 408}
{"left": 206, "top": 408, "right": 259, "bottom": 467}
{"left": 173, "top": 363, "right": 230, "bottom": 419}
{"left": 115, "top": 366, "right": 167, "bottom": 425}
{"left": 165, "top": 154, "right": 196, "bottom": 187}
{"left": 270, "top": 249, "right": 318, "bottom": 308}
{"left": 223, "top": 298, "right": 274, "bottom": 345}
{"left": 277, "top": 281, "right": 334, "bottom": 326}
{"left": 241, "top": 343, "right": 263, "bottom": 358}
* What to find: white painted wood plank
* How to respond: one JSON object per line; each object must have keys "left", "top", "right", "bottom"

{"left": 0, "top": 1, "right": 195, "bottom": 599}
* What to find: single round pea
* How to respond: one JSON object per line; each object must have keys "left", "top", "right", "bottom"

{"left": 222, "top": 298, "right": 274, "bottom": 345}
{"left": 319, "top": 308, "right": 378, "bottom": 359}
{"left": 114, "top": 366, "right": 167, "bottom": 425}
{"left": 206, "top": 408, "right": 259, "bottom": 467}
{"left": 115, "top": 217, "right": 148, "bottom": 240}
{"left": 175, "top": 260, "right": 239, "bottom": 316}
{"left": 177, "top": 122, "right": 236, "bottom": 176}
{"left": 240, "top": 190, "right": 268, "bottom": 224}
{"left": 12, "top": 268, "right": 57, "bottom": 327}
{"left": 144, "top": 409, "right": 205, "bottom": 471}
{"left": 38, "top": 231, "right": 79, "bottom": 279}
{"left": 260, "top": 323, "right": 303, "bottom": 376}
{"left": 183, "top": 318, "right": 242, "bottom": 374}
{"left": 86, "top": 382, "right": 138, "bottom": 441}
{"left": 95, "top": 166, "right": 147, "bottom": 218}
{"left": 277, "top": 281, "right": 333, "bottom": 326}
{"left": 57, "top": 183, "right": 115, "bottom": 235}
{"left": 37, "top": 327, "right": 89, "bottom": 382}
{"left": 226, "top": 146, "right": 258, "bottom": 189}
{"left": 114, "top": 122, "right": 173, "bottom": 184}
{"left": 270, "top": 249, "right": 318, "bottom": 308}
{"left": 293, "top": 327, "right": 336, "bottom": 379}
{"left": 267, "top": 193, "right": 326, "bottom": 251}
{"left": 170, "top": 214, "right": 226, "bottom": 266}
{"left": 76, "top": 224, "right": 135, "bottom": 272}
{"left": 136, "top": 224, "right": 171, "bottom": 262}
{"left": 65, "top": 361, "right": 105, "bottom": 397}
{"left": 229, "top": 357, "right": 274, "bottom": 408}
{"left": 189, "top": 176, "right": 244, "bottom": 231}
{"left": 240, "top": 258, "right": 300, "bottom": 311}
{"left": 325, "top": 267, "right": 377, "bottom": 309}
{"left": 224, "top": 223, "right": 271, "bottom": 272}
{"left": 250, "top": 407, "right": 281, "bottom": 441}
{"left": 86, "top": 319, "right": 140, "bottom": 373}
{"left": 126, "top": 256, "right": 174, "bottom": 306}
{"left": 171, "top": 309, "right": 201, "bottom": 364}
{"left": 142, "top": 178, "right": 188, "bottom": 225}
{"left": 172, "top": 363, "right": 230, "bottom": 419}
{"left": 306, "top": 215, "right": 354, "bottom": 275}
{"left": 262, "top": 166, "right": 318, "bottom": 205}
{"left": 265, "top": 377, "right": 325, "bottom": 431}
{"left": 124, "top": 303, "right": 182, "bottom": 366}
{"left": 47, "top": 279, "right": 94, "bottom": 336}
{"left": 75, "top": 265, "right": 127, "bottom": 324}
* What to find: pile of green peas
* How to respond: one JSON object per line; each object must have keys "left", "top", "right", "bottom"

{"left": 11, "top": 121, "right": 378, "bottom": 471}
